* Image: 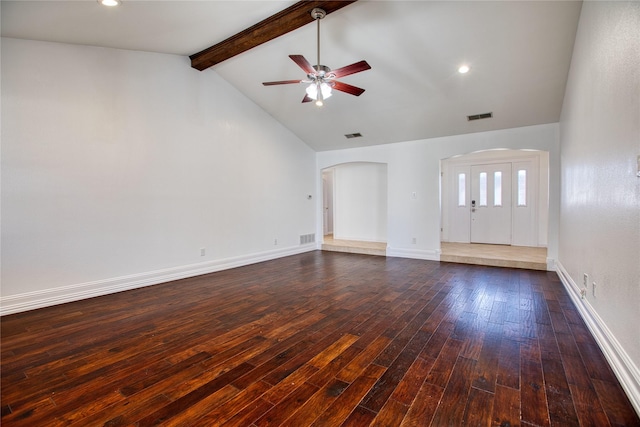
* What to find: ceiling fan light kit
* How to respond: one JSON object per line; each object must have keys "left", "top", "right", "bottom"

{"left": 262, "top": 7, "right": 371, "bottom": 107}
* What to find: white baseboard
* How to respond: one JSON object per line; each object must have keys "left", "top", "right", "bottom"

{"left": 556, "top": 261, "right": 640, "bottom": 416}
{"left": 546, "top": 257, "right": 556, "bottom": 271}
{"left": 0, "top": 245, "right": 316, "bottom": 316}
{"left": 386, "top": 246, "right": 440, "bottom": 261}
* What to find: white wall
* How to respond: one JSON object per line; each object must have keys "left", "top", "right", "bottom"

{"left": 1, "top": 38, "right": 316, "bottom": 313}
{"left": 333, "top": 162, "right": 387, "bottom": 242}
{"left": 317, "top": 123, "right": 560, "bottom": 263}
{"left": 558, "top": 1, "right": 640, "bottom": 411}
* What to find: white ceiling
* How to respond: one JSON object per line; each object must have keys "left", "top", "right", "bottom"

{"left": 1, "top": 1, "right": 582, "bottom": 151}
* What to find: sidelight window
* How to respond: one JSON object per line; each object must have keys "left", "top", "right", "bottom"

{"left": 517, "top": 169, "right": 527, "bottom": 206}
{"left": 458, "top": 173, "right": 466, "bottom": 206}
{"left": 494, "top": 171, "right": 502, "bottom": 206}
{"left": 479, "top": 172, "right": 487, "bottom": 206}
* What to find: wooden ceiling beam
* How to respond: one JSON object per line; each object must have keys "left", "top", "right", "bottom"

{"left": 189, "top": 0, "right": 357, "bottom": 71}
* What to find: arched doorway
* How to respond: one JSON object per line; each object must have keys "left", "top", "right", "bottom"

{"left": 440, "top": 149, "right": 549, "bottom": 269}
{"left": 321, "top": 162, "right": 388, "bottom": 256}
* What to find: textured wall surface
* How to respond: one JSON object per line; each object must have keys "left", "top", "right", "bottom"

{"left": 559, "top": 1, "right": 640, "bottom": 372}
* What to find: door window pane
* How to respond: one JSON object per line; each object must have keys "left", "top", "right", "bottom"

{"left": 479, "top": 172, "right": 487, "bottom": 206}
{"left": 457, "top": 173, "right": 466, "bottom": 206}
{"left": 494, "top": 171, "right": 502, "bottom": 206}
{"left": 518, "top": 169, "right": 527, "bottom": 206}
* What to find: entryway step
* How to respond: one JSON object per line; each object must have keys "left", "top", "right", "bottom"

{"left": 321, "top": 235, "right": 387, "bottom": 257}
{"left": 439, "top": 253, "right": 546, "bottom": 270}
{"left": 321, "top": 243, "right": 386, "bottom": 257}
{"left": 440, "top": 242, "right": 547, "bottom": 271}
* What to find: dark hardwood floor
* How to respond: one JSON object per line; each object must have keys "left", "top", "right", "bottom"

{"left": 1, "top": 251, "right": 638, "bottom": 426}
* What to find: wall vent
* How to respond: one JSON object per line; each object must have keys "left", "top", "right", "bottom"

{"left": 467, "top": 112, "right": 493, "bottom": 121}
{"left": 300, "top": 233, "right": 315, "bottom": 245}
{"left": 345, "top": 133, "right": 362, "bottom": 139}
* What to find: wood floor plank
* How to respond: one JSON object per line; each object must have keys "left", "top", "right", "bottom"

{"left": 592, "top": 378, "right": 640, "bottom": 427}
{"left": 492, "top": 384, "right": 521, "bottom": 427}
{"left": 335, "top": 335, "right": 391, "bottom": 383}
{"left": 520, "top": 339, "right": 551, "bottom": 427}
{"left": 253, "top": 381, "right": 319, "bottom": 426}
{"left": 306, "top": 345, "right": 361, "bottom": 389}
{"left": 135, "top": 362, "right": 254, "bottom": 426}
{"left": 399, "top": 381, "right": 444, "bottom": 426}
{"left": 463, "top": 386, "right": 494, "bottom": 426}
{"left": 360, "top": 328, "right": 435, "bottom": 413}
{"left": 471, "top": 321, "right": 503, "bottom": 393}
{"left": 1, "top": 251, "right": 637, "bottom": 427}
{"left": 190, "top": 380, "right": 271, "bottom": 426}
{"left": 258, "top": 364, "right": 319, "bottom": 405}
{"left": 219, "top": 397, "right": 273, "bottom": 427}
{"left": 278, "top": 378, "right": 349, "bottom": 426}
{"left": 370, "top": 398, "right": 410, "bottom": 426}
{"left": 430, "top": 356, "right": 477, "bottom": 426}
{"left": 424, "top": 337, "right": 464, "bottom": 388}
{"left": 310, "top": 364, "right": 386, "bottom": 426}
{"left": 389, "top": 355, "right": 436, "bottom": 405}
{"left": 496, "top": 337, "right": 520, "bottom": 390}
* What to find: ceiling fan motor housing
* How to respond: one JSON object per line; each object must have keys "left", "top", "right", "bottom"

{"left": 310, "top": 65, "right": 332, "bottom": 80}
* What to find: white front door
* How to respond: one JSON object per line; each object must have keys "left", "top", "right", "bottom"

{"left": 470, "top": 163, "right": 512, "bottom": 244}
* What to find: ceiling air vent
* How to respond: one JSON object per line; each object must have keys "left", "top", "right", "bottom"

{"left": 467, "top": 112, "right": 493, "bottom": 121}
{"left": 345, "top": 132, "right": 363, "bottom": 139}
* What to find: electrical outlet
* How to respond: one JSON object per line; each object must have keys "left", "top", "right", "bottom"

{"left": 592, "top": 281, "right": 597, "bottom": 297}
{"left": 200, "top": 248, "right": 206, "bottom": 257}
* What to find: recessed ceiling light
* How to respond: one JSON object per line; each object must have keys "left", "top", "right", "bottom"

{"left": 458, "top": 65, "right": 470, "bottom": 74}
{"left": 98, "top": 0, "right": 121, "bottom": 6}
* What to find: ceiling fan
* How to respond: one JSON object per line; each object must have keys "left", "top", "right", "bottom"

{"left": 262, "top": 7, "right": 371, "bottom": 107}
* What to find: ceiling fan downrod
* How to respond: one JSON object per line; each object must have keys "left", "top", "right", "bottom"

{"left": 311, "top": 8, "right": 326, "bottom": 72}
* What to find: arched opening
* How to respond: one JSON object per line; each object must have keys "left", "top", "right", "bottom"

{"left": 321, "top": 162, "right": 388, "bottom": 256}
{"left": 440, "top": 149, "right": 549, "bottom": 269}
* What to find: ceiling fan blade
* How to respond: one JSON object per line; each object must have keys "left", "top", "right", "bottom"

{"left": 331, "top": 60, "right": 371, "bottom": 78}
{"left": 289, "top": 55, "right": 316, "bottom": 75}
{"left": 302, "top": 95, "right": 313, "bottom": 103}
{"left": 262, "top": 79, "right": 303, "bottom": 86}
{"left": 332, "top": 81, "right": 366, "bottom": 96}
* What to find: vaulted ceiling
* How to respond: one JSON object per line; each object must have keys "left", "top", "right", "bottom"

{"left": 1, "top": 1, "right": 582, "bottom": 151}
